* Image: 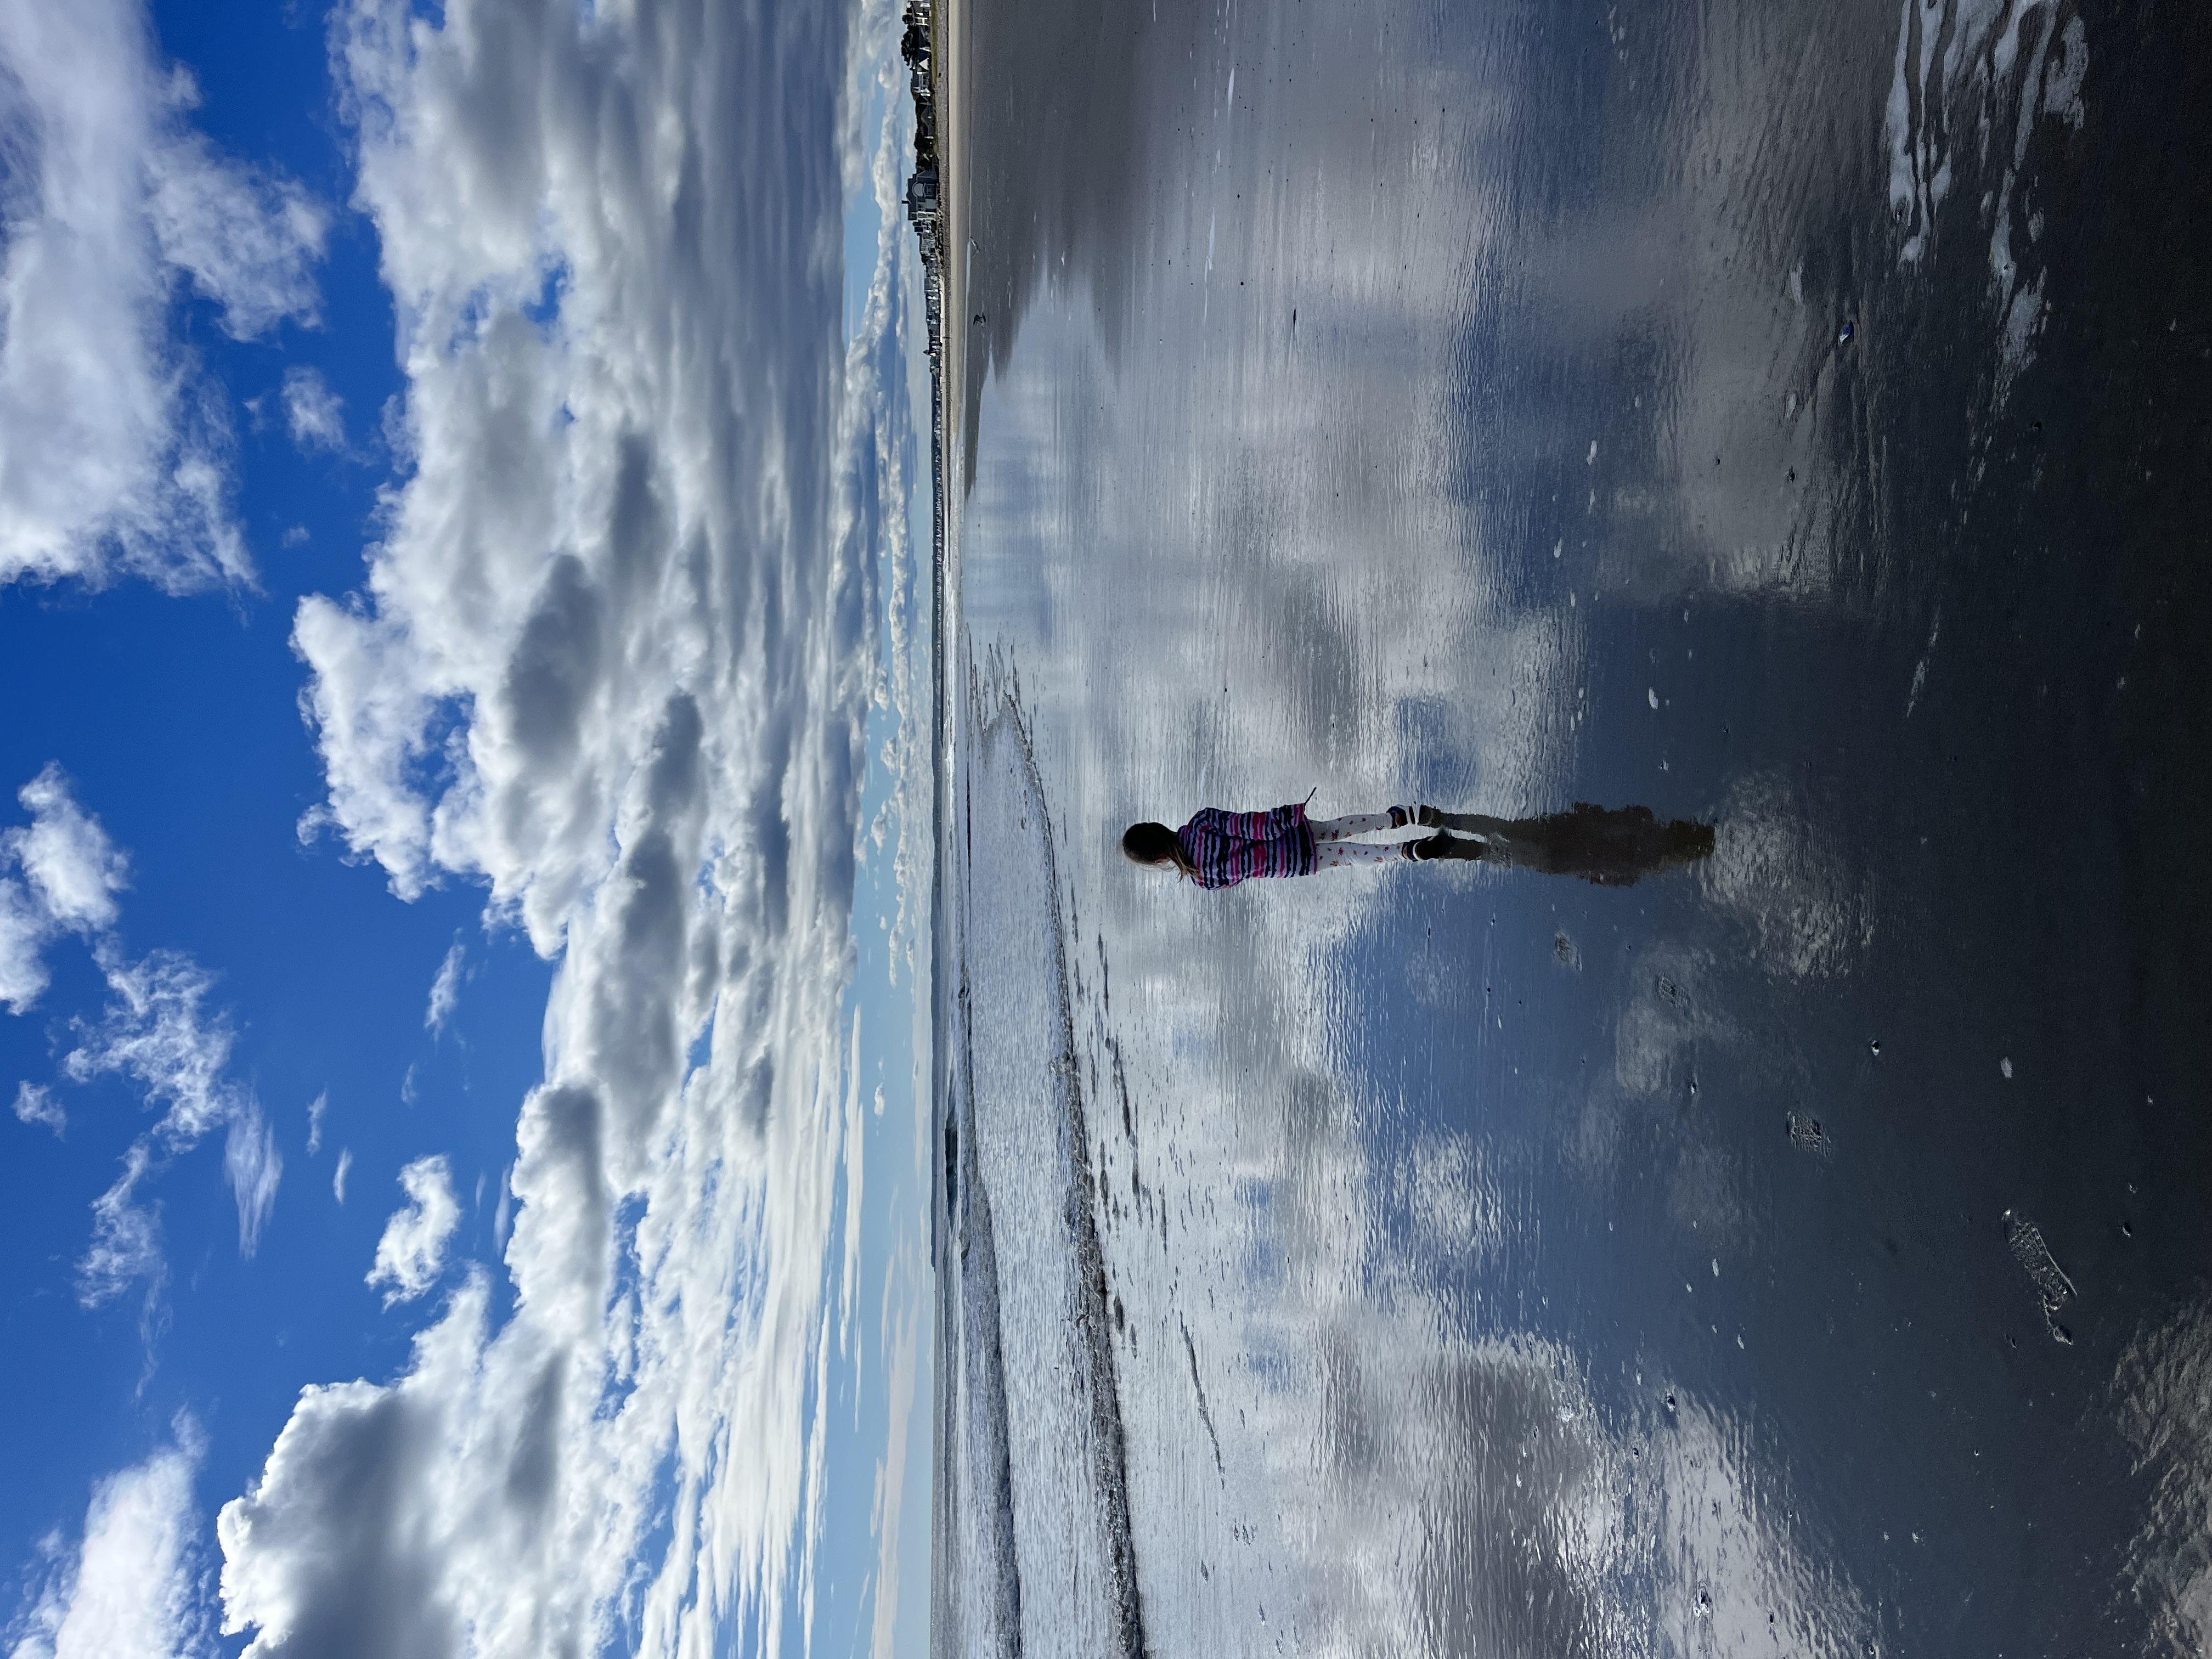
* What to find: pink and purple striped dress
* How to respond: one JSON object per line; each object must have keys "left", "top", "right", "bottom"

{"left": 1174, "top": 803, "right": 1319, "bottom": 890}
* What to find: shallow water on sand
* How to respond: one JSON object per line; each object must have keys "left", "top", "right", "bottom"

{"left": 932, "top": 0, "right": 2212, "bottom": 1652}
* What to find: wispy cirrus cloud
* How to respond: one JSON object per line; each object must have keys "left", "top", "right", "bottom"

{"left": 279, "top": 366, "right": 347, "bottom": 456}
{"left": 145, "top": 122, "right": 325, "bottom": 340}
{"left": 78, "top": 1142, "right": 166, "bottom": 1312}
{"left": 0, "top": 767, "right": 281, "bottom": 1301}
{"left": 13, "top": 1080, "right": 66, "bottom": 1135}
{"left": 65, "top": 949, "right": 244, "bottom": 1147}
{"left": 61, "top": 948, "right": 286, "bottom": 1301}
{"left": 0, "top": 0, "right": 326, "bottom": 591}
{"left": 223, "top": 1109, "right": 284, "bottom": 1258}
{"left": 422, "top": 938, "right": 462, "bottom": 1034}
{"left": 64, "top": 949, "right": 284, "bottom": 1301}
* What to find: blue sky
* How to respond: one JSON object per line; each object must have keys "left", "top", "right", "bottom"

{"left": 0, "top": 0, "right": 932, "bottom": 1654}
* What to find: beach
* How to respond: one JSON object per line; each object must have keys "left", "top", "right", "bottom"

{"left": 922, "top": 0, "right": 2212, "bottom": 1651}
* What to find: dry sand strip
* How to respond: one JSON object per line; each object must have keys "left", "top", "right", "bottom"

{"left": 927, "top": 0, "right": 967, "bottom": 983}
{"left": 919, "top": 0, "right": 967, "bottom": 1165}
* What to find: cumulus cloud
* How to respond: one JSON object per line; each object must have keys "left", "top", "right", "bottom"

{"left": 366, "top": 1154, "right": 459, "bottom": 1307}
{"left": 78, "top": 1142, "right": 166, "bottom": 1310}
{"left": 422, "top": 938, "right": 462, "bottom": 1034}
{"left": 0, "top": 764, "right": 130, "bottom": 1012}
{"left": 8, "top": 1428, "right": 208, "bottom": 1659}
{"left": 218, "top": 1280, "right": 493, "bottom": 1658}
{"left": 227, "top": 0, "right": 920, "bottom": 1648}
{"left": 9, "top": 767, "right": 130, "bottom": 932}
{"left": 279, "top": 366, "right": 347, "bottom": 455}
{"left": 0, "top": 0, "right": 325, "bottom": 591}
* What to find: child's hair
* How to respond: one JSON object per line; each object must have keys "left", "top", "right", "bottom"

{"left": 1122, "top": 821, "right": 1191, "bottom": 876}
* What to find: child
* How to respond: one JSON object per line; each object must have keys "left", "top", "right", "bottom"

{"left": 1122, "top": 801, "right": 1716, "bottom": 890}
{"left": 1120, "top": 800, "right": 1476, "bottom": 890}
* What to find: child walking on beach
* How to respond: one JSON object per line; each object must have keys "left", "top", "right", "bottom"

{"left": 1120, "top": 799, "right": 1475, "bottom": 890}
{"left": 1122, "top": 799, "right": 1714, "bottom": 889}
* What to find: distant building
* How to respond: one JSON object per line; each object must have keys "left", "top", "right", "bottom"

{"left": 906, "top": 168, "right": 939, "bottom": 223}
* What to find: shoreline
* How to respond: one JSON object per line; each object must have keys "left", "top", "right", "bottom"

{"left": 896, "top": 0, "right": 957, "bottom": 1184}
{"left": 897, "top": 0, "right": 963, "bottom": 1211}
{"left": 899, "top": 7, "right": 965, "bottom": 1653}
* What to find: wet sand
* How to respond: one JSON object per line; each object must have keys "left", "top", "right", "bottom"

{"left": 928, "top": 0, "right": 2212, "bottom": 1653}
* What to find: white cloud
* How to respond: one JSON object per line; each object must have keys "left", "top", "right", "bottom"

{"left": 78, "top": 1142, "right": 163, "bottom": 1310}
{"left": 0, "top": 766, "right": 280, "bottom": 1296}
{"left": 365, "top": 1154, "right": 459, "bottom": 1307}
{"left": 64, "top": 949, "right": 240, "bottom": 1145}
{"left": 227, "top": 0, "right": 918, "bottom": 1649}
{"left": 0, "top": 879, "right": 49, "bottom": 1012}
{"left": 9, "top": 766, "right": 130, "bottom": 932}
{"left": 331, "top": 1148, "right": 352, "bottom": 1205}
{"left": 145, "top": 118, "right": 326, "bottom": 339}
{"left": 218, "top": 1285, "right": 489, "bottom": 1658}
{"left": 13, "top": 1080, "right": 66, "bottom": 1135}
{"left": 279, "top": 367, "right": 346, "bottom": 455}
{"left": 224, "top": 1106, "right": 283, "bottom": 1257}
{"left": 0, "top": 764, "right": 130, "bottom": 1012}
{"left": 8, "top": 1429, "right": 208, "bottom": 1659}
{"left": 304, "top": 1090, "right": 327, "bottom": 1156}
{"left": 0, "top": 0, "right": 325, "bottom": 591}
{"left": 422, "top": 938, "right": 462, "bottom": 1034}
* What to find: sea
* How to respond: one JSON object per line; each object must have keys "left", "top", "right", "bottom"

{"left": 928, "top": 0, "right": 2212, "bottom": 1652}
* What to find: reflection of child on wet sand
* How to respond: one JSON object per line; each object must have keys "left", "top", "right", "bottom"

{"left": 1122, "top": 800, "right": 1714, "bottom": 890}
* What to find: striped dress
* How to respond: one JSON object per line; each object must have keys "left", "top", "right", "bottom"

{"left": 1175, "top": 804, "right": 1318, "bottom": 890}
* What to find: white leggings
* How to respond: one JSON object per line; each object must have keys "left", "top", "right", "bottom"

{"left": 1311, "top": 810, "right": 1417, "bottom": 871}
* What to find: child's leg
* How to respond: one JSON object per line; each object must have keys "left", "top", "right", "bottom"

{"left": 1311, "top": 808, "right": 1418, "bottom": 842}
{"left": 1314, "top": 839, "right": 1413, "bottom": 871}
